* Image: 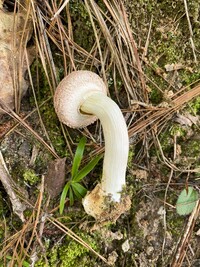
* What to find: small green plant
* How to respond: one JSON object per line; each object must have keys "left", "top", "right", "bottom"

{"left": 60, "top": 137, "right": 102, "bottom": 214}
{"left": 176, "top": 186, "right": 199, "bottom": 215}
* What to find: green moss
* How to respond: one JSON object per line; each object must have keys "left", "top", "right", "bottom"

{"left": 152, "top": 124, "right": 186, "bottom": 158}
{"left": 23, "top": 169, "right": 39, "bottom": 185}
{"left": 169, "top": 125, "right": 186, "bottom": 137}
{"left": 59, "top": 236, "right": 97, "bottom": 267}
{"left": 190, "top": 96, "right": 200, "bottom": 115}
{"left": 128, "top": 146, "right": 135, "bottom": 169}
{"left": 182, "top": 139, "right": 200, "bottom": 158}
{"left": 35, "top": 232, "right": 99, "bottom": 267}
{"left": 30, "top": 59, "right": 67, "bottom": 158}
{"left": 181, "top": 70, "right": 200, "bottom": 86}
{"left": 159, "top": 131, "right": 173, "bottom": 153}
{"left": 39, "top": 102, "right": 67, "bottom": 157}
{"left": 125, "top": 0, "right": 200, "bottom": 110}
{"left": 149, "top": 87, "right": 163, "bottom": 104}
{"left": 144, "top": 65, "right": 165, "bottom": 104}
{"left": 68, "top": 1, "right": 95, "bottom": 51}
{"left": 167, "top": 199, "right": 185, "bottom": 237}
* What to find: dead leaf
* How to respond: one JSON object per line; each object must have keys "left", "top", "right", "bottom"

{"left": 45, "top": 158, "right": 66, "bottom": 198}
{"left": 0, "top": 0, "right": 35, "bottom": 114}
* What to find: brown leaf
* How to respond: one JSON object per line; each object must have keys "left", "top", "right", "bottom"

{"left": 0, "top": 0, "right": 34, "bottom": 114}
{"left": 45, "top": 158, "right": 66, "bottom": 198}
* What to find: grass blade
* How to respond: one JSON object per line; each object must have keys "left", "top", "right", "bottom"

{"left": 73, "top": 154, "right": 103, "bottom": 182}
{"left": 72, "top": 182, "right": 87, "bottom": 199}
{"left": 71, "top": 137, "right": 87, "bottom": 178}
{"left": 60, "top": 182, "right": 70, "bottom": 214}
{"left": 69, "top": 186, "right": 74, "bottom": 206}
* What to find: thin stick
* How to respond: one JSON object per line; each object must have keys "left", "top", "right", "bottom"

{"left": 51, "top": 0, "right": 70, "bottom": 20}
{"left": 142, "top": 15, "right": 153, "bottom": 58}
{"left": 171, "top": 200, "right": 200, "bottom": 266}
{"left": 183, "top": 0, "right": 197, "bottom": 63}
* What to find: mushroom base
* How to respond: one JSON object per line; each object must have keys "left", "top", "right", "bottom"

{"left": 82, "top": 184, "right": 131, "bottom": 223}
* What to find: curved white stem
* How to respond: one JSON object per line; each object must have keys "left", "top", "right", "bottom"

{"left": 81, "top": 92, "right": 129, "bottom": 202}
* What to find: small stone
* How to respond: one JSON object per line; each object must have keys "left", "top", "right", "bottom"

{"left": 122, "top": 239, "right": 130, "bottom": 252}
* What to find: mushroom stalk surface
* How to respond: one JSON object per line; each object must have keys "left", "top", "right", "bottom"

{"left": 54, "top": 70, "right": 131, "bottom": 222}
{"left": 80, "top": 92, "right": 129, "bottom": 202}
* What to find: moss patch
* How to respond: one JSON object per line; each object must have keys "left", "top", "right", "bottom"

{"left": 125, "top": 0, "right": 200, "bottom": 106}
{"left": 35, "top": 232, "right": 100, "bottom": 267}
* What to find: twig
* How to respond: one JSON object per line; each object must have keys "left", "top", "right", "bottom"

{"left": 0, "top": 151, "right": 26, "bottom": 222}
{"left": 142, "top": 15, "right": 153, "bottom": 59}
{"left": 161, "top": 134, "right": 177, "bottom": 262}
{"left": 183, "top": 0, "right": 197, "bottom": 63}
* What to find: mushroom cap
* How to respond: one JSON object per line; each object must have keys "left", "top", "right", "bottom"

{"left": 54, "top": 70, "right": 107, "bottom": 128}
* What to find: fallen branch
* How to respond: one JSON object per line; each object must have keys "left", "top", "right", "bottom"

{"left": 0, "top": 151, "right": 26, "bottom": 222}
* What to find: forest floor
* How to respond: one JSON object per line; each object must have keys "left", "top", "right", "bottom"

{"left": 0, "top": 0, "right": 200, "bottom": 266}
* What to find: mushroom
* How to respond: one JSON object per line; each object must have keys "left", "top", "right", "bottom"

{"left": 54, "top": 70, "right": 131, "bottom": 222}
